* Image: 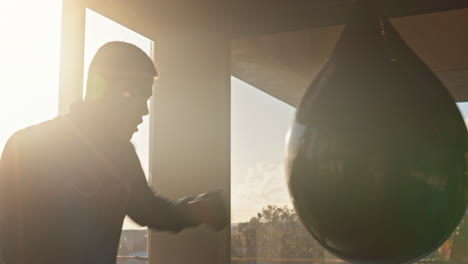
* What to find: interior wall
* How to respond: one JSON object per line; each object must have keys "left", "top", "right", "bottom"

{"left": 146, "top": 2, "right": 231, "bottom": 264}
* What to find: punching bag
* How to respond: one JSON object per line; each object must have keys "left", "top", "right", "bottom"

{"left": 286, "top": 1, "right": 468, "bottom": 264}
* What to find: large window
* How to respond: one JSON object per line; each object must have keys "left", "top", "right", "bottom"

{"left": 84, "top": 9, "right": 153, "bottom": 262}
{"left": 231, "top": 76, "right": 468, "bottom": 263}
{"left": 231, "top": 77, "right": 333, "bottom": 263}
{"left": 0, "top": 0, "right": 62, "bottom": 152}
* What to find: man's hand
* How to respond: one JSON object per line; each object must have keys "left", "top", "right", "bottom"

{"left": 172, "top": 196, "right": 202, "bottom": 228}
{"left": 188, "top": 191, "right": 229, "bottom": 231}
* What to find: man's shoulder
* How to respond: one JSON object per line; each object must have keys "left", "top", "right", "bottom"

{"left": 7, "top": 117, "right": 71, "bottom": 151}
{"left": 12, "top": 117, "right": 64, "bottom": 139}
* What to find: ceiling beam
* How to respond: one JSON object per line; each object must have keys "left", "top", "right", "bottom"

{"left": 229, "top": 0, "right": 468, "bottom": 38}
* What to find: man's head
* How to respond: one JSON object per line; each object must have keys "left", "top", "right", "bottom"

{"left": 85, "top": 41, "right": 157, "bottom": 140}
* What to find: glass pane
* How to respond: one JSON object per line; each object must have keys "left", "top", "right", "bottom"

{"left": 0, "top": 0, "right": 61, "bottom": 151}
{"left": 231, "top": 76, "right": 333, "bottom": 263}
{"left": 84, "top": 9, "right": 153, "bottom": 262}
{"left": 231, "top": 76, "right": 468, "bottom": 264}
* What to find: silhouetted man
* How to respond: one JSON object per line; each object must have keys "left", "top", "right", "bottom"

{"left": 0, "top": 42, "right": 224, "bottom": 264}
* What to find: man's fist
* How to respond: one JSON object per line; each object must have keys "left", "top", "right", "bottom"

{"left": 188, "top": 191, "right": 229, "bottom": 231}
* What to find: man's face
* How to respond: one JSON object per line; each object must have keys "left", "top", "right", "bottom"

{"left": 104, "top": 75, "right": 154, "bottom": 140}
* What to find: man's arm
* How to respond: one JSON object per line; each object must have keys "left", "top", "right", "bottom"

{"left": 124, "top": 145, "right": 200, "bottom": 233}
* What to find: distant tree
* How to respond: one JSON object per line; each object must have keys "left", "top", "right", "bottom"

{"left": 232, "top": 206, "right": 468, "bottom": 263}
{"left": 231, "top": 205, "right": 329, "bottom": 263}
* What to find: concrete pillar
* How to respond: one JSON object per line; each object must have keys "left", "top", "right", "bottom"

{"left": 58, "top": 0, "right": 86, "bottom": 114}
{"left": 148, "top": 2, "right": 231, "bottom": 264}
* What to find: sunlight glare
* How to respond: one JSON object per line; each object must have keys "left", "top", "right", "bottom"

{"left": 0, "top": 0, "right": 62, "bottom": 150}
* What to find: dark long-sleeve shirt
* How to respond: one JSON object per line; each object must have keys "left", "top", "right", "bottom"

{"left": 0, "top": 111, "right": 192, "bottom": 264}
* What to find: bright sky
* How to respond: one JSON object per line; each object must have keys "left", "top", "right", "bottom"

{"left": 0, "top": 0, "right": 61, "bottom": 150}
{"left": 231, "top": 77, "right": 296, "bottom": 222}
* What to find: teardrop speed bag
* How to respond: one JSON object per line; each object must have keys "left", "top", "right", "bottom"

{"left": 286, "top": 1, "right": 468, "bottom": 264}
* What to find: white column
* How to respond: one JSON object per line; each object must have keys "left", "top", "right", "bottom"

{"left": 58, "top": 0, "right": 86, "bottom": 114}
{"left": 148, "top": 4, "right": 231, "bottom": 264}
